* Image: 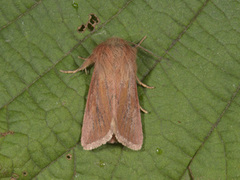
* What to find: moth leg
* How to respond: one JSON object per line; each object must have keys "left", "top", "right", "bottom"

{"left": 136, "top": 76, "right": 154, "bottom": 89}
{"left": 60, "top": 67, "right": 85, "bottom": 74}
{"left": 140, "top": 106, "right": 148, "bottom": 114}
{"left": 60, "top": 57, "right": 94, "bottom": 74}
{"left": 83, "top": 68, "right": 88, "bottom": 75}
{"left": 78, "top": 56, "right": 88, "bottom": 61}
{"left": 79, "top": 56, "right": 91, "bottom": 74}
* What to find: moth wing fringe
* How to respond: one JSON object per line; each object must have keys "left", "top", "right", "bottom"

{"left": 81, "top": 130, "right": 113, "bottom": 150}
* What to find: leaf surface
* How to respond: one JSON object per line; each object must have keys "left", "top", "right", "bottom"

{"left": 0, "top": 0, "right": 240, "bottom": 179}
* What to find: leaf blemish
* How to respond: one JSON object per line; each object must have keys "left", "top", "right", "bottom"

{"left": 156, "top": 148, "right": 163, "bottom": 155}
{"left": 0, "top": 131, "right": 14, "bottom": 137}
{"left": 78, "top": 24, "right": 87, "bottom": 33}
{"left": 22, "top": 171, "right": 28, "bottom": 176}
{"left": 77, "top": 13, "right": 100, "bottom": 33}
{"left": 89, "top": 13, "right": 100, "bottom": 26}
{"left": 98, "top": 161, "right": 106, "bottom": 168}
{"left": 66, "top": 154, "right": 72, "bottom": 160}
{"left": 87, "top": 23, "right": 94, "bottom": 32}
{"left": 11, "top": 173, "right": 19, "bottom": 180}
{"left": 72, "top": 2, "right": 78, "bottom": 10}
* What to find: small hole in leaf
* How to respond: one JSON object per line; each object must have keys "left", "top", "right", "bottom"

{"left": 78, "top": 24, "right": 86, "bottom": 33}
{"left": 87, "top": 23, "right": 94, "bottom": 31}
{"left": 66, "top": 154, "right": 72, "bottom": 160}
{"left": 22, "top": 171, "right": 28, "bottom": 176}
{"left": 89, "top": 14, "right": 99, "bottom": 25}
{"left": 77, "top": 14, "right": 99, "bottom": 33}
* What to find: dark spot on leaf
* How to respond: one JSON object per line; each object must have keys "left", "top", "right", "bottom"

{"left": 66, "top": 153, "right": 72, "bottom": 160}
{"left": 22, "top": 171, "right": 28, "bottom": 176}
{"left": 78, "top": 24, "right": 87, "bottom": 33}
{"left": 87, "top": 23, "right": 94, "bottom": 32}
{"left": 89, "top": 13, "right": 100, "bottom": 26}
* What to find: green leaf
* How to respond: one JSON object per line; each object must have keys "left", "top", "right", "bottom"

{"left": 0, "top": 0, "right": 240, "bottom": 179}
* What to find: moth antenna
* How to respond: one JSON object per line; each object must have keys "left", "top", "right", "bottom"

{"left": 129, "top": 36, "right": 147, "bottom": 48}
{"left": 130, "top": 37, "right": 161, "bottom": 59}
{"left": 136, "top": 36, "right": 147, "bottom": 47}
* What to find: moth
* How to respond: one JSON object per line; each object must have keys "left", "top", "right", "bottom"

{"left": 60, "top": 37, "right": 153, "bottom": 150}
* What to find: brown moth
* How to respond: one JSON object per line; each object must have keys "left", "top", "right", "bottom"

{"left": 60, "top": 37, "right": 153, "bottom": 150}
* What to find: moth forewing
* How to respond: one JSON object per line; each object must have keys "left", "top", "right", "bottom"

{"left": 61, "top": 37, "right": 152, "bottom": 150}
